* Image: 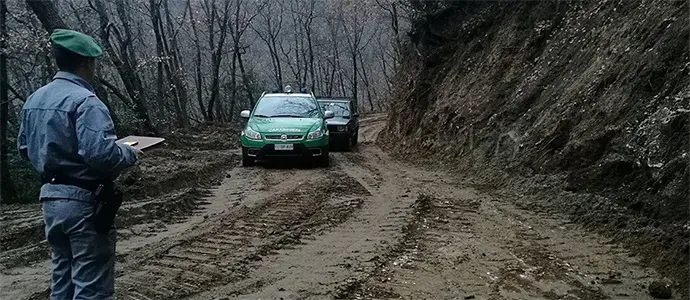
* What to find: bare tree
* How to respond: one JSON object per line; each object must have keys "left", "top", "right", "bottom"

{"left": 252, "top": 0, "right": 284, "bottom": 89}
{"left": 340, "top": 2, "right": 364, "bottom": 111}
{"left": 91, "top": 0, "right": 157, "bottom": 133}
{"left": 201, "top": 0, "right": 231, "bottom": 122}
{"left": 228, "top": 0, "right": 262, "bottom": 111}
{"left": 149, "top": 0, "right": 190, "bottom": 127}
{"left": 162, "top": 0, "right": 190, "bottom": 126}
{"left": 375, "top": 0, "right": 403, "bottom": 62}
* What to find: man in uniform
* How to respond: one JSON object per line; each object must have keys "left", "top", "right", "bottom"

{"left": 17, "top": 29, "right": 141, "bottom": 299}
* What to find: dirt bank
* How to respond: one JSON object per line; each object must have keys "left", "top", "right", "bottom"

{"left": 383, "top": 0, "right": 689, "bottom": 289}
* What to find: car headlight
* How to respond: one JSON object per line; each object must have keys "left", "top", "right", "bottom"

{"left": 337, "top": 125, "right": 347, "bottom": 132}
{"left": 243, "top": 127, "right": 261, "bottom": 140}
{"left": 307, "top": 127, "right": 324, "bottom": 139}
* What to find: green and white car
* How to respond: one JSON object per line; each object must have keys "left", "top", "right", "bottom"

{"left": 240, "top": 90, "right": 334, "bottom": 167}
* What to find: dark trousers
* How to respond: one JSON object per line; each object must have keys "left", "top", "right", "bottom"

{"left": 42, "top": 199, "right": 116, "bottom": 300}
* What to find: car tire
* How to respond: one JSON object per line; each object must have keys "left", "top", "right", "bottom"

{"left": 241, "top": 147, "right": 255, "bottom": 167}
{"left": 343, "top": 135, "right": 352, "bottom": 152}
{"left": 353, "top": 129, "right": 359, "bottom": 146}
{"left": 318, "top": 147, "right": 330, "bottom": 167}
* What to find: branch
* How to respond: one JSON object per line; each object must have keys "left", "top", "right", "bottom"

{"left": 98, "top": 77, "right": 132, "bottom": 107}
{"left": 2, "top": 83, "right": 25, "bottom": 102}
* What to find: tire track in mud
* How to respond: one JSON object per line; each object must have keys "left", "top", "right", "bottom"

{"left": 185, "top": 151, "right": 416, "bottom": 300}
{"left": 0, "top": 207, "right": 44, "bottom": 252}
{"left": 330, "top": 118, "right": 656, "bottom": 300}
{"left": 335, "top": 193, "right": 607, "bottom": 300}
{"left": 334, "top": 187, "right": 656, "bottom": 300}
{"left": 115, "top": 168, "right": 369, "bottom": 300}
{"left": 0, "top": 151, "right": 237, "bottom": 271}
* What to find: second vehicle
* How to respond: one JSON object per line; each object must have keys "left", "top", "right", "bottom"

{"left": 317, "top": 97, "right": 359, "bottom": 151}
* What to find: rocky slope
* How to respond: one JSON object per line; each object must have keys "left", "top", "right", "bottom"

{"left": 384, "top": 0, "right": 688, "bottom": 288}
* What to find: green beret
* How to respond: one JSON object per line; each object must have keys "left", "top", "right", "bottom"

{"left": 50, "top": 29, "right": 103, "bottom": 57}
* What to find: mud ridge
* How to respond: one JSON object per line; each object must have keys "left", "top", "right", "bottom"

{"left": 114, "top": 170, "right": 367, "bottom": 300}
{"left": 333, "top": 193, "right": 433, "bottom": 299}
{"left": 0, "top": 153, "right": 237, "bottom": 269}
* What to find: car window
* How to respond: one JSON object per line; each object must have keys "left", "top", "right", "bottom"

{"left": 320, "top": 102, "right": 351, "bottom": 117}
{"left": 254, "top": 96, "right": 320, "bottom": 118}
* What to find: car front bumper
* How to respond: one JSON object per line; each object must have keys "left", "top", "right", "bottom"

{"left": 241, "top": 136, "right": 328, "bottom": 159}
{"left": 328, "top": 131, "right": 351, "bottom": 143}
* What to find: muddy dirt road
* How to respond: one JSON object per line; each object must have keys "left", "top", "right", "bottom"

{"left": 2, "top": 115, "right": 663, "bottom": 299}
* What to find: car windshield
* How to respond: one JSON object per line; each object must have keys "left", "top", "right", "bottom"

{"left": 254, "top": 96, "right": 320, "bottom": 118}
{"left": 319, "top": 102, "right": 351, "bottom": 118}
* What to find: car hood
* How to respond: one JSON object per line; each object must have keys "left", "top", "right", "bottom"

{"left": 250, "top": 117, "right": 321, "bottom": 133}
{"left": 325, "top": 117, "right": 350, "bottom": 126}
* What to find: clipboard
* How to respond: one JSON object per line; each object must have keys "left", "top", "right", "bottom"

{"left": 116, "top": 136, "right": 166, "bottom": 151}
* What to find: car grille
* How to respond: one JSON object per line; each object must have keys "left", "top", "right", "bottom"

{"left": 265, "top": 134, "right": 303, "bottom": 140}
{"left": 327, "top": 125, "right": 340, "bottom": 132}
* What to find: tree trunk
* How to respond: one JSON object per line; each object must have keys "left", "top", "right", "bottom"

{"left": 150, "top": 0, "right": 186, "bottom": 127}
{"left": 187, "top": 0, "right": 206, "bottom": 120}
{"left": 237, "top": 50, "right": 254, "bottom": 109}
{"left": 352, "top": 51, "right": 358, "bottom": 108}
{"left": 229, "top": 50, "right": 238, "bottom": 122}
{"left": 163, "top": 0, "right": 189, "bottom": 127}
{"left": 25, "top": 0, "right": 68, "bottom": 32}
{"left": 0, "top": 0, "right": 15, "bottom": 203}
{"left": 95, "top": 71, "right": 119, "bottom": 127}
{"left": 358, "top": 51, "right": 374, "bottom": 112}
{"left": 306, "top": 22, "right": 315, "bottom": 92}
{"left": 272, "top": 36, "right": 283, "bottom": 89}
{"left": 253, "top": 3, "right": 284, "bottom": 89}
{"left": 206, "top": 0, "right": 230, "bottom": 122}
{"left": 151, "top": 0, "right": 166, "bottom": 120}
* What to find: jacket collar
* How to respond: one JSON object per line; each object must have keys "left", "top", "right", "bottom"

{"left": 53, "top": 71, "right": 95, "bottom": 92}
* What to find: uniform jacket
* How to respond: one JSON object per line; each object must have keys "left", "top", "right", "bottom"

{"left": 17, "top": 71, "right": 137, "bottom": 202}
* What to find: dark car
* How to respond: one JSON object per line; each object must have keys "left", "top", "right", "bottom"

{"left": 317, "top": 97, "right": 359, "bottom": 151}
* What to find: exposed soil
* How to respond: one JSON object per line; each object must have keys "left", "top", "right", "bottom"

{"left": 0, "top": 128, "right": 238, "bottom": 297}
{"left": 384, "top": 0, "right": 689, "bottom": 293}
{"left": 1, "top": 116, "right": 675, "bottom": 300}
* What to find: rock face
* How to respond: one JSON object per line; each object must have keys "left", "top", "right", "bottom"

{"left": 386, "top": 0, "right": 688, "bottom": 290}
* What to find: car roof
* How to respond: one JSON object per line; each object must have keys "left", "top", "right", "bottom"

{"left": 317, "top": 99, "right": 350, "bottom": 103}
{"left": 263, "top": 93, "right": 313, "bottom": 98}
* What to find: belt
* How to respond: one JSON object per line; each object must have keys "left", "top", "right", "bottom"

{"left": 42, "top": 175, "right": 104, "bottom": 193}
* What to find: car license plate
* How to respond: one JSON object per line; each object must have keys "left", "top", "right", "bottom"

{"left": 274, "top": 144, "right": 294, "bottom": 151}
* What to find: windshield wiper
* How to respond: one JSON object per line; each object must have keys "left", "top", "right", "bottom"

{"left": 270, "top": 114, "right": 304, "bottom": 118}
{"left": 253, "top": 114, "right": 270, "bottom": 118}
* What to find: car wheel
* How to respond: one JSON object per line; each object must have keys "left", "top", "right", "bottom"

{"left": 353, "top": 130, "right": 359, "bottom": 146}
{"left": 343, "top": 135, "right": 352, "bottom": 152}
{"left": 318, "top": 148, "right": 330, "bottom": 167}
{"left": 242, "top": 147, "right": 255, "bottom": 167}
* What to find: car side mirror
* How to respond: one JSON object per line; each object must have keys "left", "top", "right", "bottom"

{"left": 240, "top": 110, "right": 251, "bottom": 118}
{"left": 324, "top": 111, "right": 335, "bottom": 119}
